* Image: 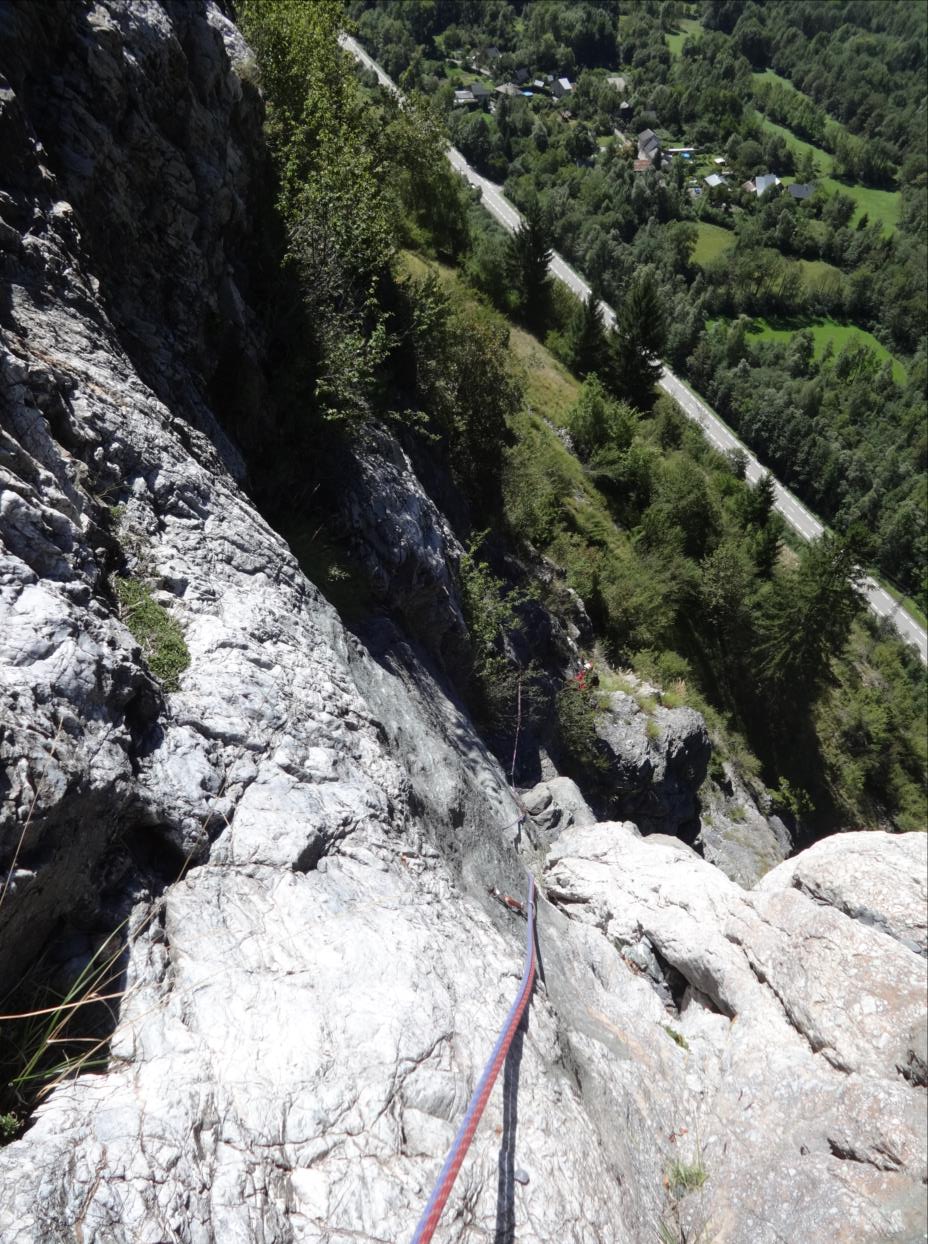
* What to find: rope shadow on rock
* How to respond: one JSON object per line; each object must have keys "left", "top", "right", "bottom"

{"left": 494, "top": 1007, "right": 528, "bottom": 1244}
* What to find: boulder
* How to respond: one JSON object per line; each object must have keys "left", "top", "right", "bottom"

{"left": 520, "top": 775, "right": 596, "bottom": 844}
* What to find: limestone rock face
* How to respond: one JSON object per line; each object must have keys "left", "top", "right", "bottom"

{"left": 333, "top": 425, "right": 468, "bottom": 668}
{"left": 0, "top": 0, "right": 269, "bottom": 467}
{"left": 545, "top": 822, "right": 928, "bottom": 1244}
{"left": 759, "top": 829, "right": 928, "bottom": 957}
{"left": 0, "top": 6, "right": 925, "bottom": 1244}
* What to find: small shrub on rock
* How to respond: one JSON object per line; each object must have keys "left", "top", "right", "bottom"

{"left": 115, "top": 578, "right": 190, "bottom": 692}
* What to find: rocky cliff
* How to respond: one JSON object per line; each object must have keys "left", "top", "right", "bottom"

{"left": 0, "top": 4, "right": 925, "bottom": 1243}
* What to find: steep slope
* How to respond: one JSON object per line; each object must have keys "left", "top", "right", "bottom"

{"left": 0, "top": 5, "right": 924, "bottom": 1243}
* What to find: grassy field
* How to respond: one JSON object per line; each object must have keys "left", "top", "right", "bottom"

{"left": 665, "top": 17, "right": 702, "bottom": 57}
{"left": 759, "top": 116, "right": 834, "bottom": 175}
{"left": 797, "top": 257, "right": 842, "bottom": 289}
{"left": 693, "top": 221, "right": 735, "bottom": 265}
{"left": 746, "top": 316, "right": 906, "bottom": 382}
{"left": 752, "top": 88, "right": 901, "bottom": 233}
{"left": 511, "top": 326, "right": 581, "bottom": 422}
{"left": 821, "top": 179, "right": 901, "bottom": 233}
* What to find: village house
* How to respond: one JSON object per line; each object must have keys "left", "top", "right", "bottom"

{"left": 788, "top": 182, "right": 814, "bottom": 200}
{"left": 468, "top": 80, "right": 492, "bottom": 102}
{"left": 551, "top": 77, "right": 574, "bottom": 99}
{"left": 704, "top": 172, "right": 728, "bottom": 188}
{"left": 754, "top": 173, "right": 781, "bottom": 196}
{"left": 637, "top": 128, "right": 661, "bottom": 163}
{"left": 453, "top": 88, "right": 476, "bottom": 106}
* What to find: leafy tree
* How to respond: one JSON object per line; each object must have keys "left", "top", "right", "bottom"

{"left": 610, "top": 269, "right": 667, "bottom": 410}
{"left": 567, "top": 375, "right": 636, "bottom": 461}
{"left": 642, "top": 455, "right": 720, "bottom": 560}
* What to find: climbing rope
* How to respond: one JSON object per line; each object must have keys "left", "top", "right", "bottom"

{"left": 409, "top": 871, "right": 538, "bottom": 1244}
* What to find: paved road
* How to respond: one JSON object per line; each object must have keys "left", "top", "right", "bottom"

{"left": 341, "top": 35, "right": 927, "bottom": 664}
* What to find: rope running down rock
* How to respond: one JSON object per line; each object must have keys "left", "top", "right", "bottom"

{"left": 409, "top": 871, "right": 538, "bottom": 1243}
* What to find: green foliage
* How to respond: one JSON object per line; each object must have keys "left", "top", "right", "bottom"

{"left": 663, "top": 1024, "right": 689, "bottom": 1051}
{"left": 567, "top": 292, "right": 608, "bottom": 377}
{"left": 0, "top": 922, "right": 128, "bottom": 1146}
{"left": 115, "top": 578, "right": 189, "bottom": 691}
{"left": 241, "top": 0, "right": 471, "bottom": 428}
{"left": 506, "top": 199, "right": 553, "bottom": 328}
{"left": 458, "top": 540, "right": 519, "bottom": 691}
{"left": 567, "top": 375, "right": 637, "bottom": 462}
{"left": 412, "top": 245, "right": 924, "bottom": 832}
{"left": 556, "top": 683, "right": 608, "bottom": 776}
{"left": 611, "top": 269, "right": 667, "bottom": 411}
{"left": 666, "top": 1156, "right": 708, "bottom": 1195}
{"left": 758, "top": 533, "right": 865, "bottom": 697}
{"left": 402, "top": 268, "right": 522, "bottom": 504}
{"left": 239, "top": 0, "right": 360, "bottom": 214}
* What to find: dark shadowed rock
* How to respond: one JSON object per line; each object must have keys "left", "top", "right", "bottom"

{"left": 594, "top": 690, "right": 710, "bottom": 838}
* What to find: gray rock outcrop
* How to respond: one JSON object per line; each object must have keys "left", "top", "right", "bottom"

{"left": 521, "top": 774, "right": 596, "bottom": 845}
{"left": 0, "top": 5, "right": 925, "bottom": 1244}
{"left": 545, "top": 821, "right": 927, "bottom": 1243}
{"left": 594, "top": 689, "right": 710, "bottom": 837}
{"left": 759, "top": 830, "right": 928, "bottom": 957}
{"left": 697, "top": 757, "right": 793, "bottom": 887}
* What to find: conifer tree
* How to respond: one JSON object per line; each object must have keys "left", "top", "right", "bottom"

{"left": 745, "top": 471, "right": 777, "bottom": 528}
{"left": 568, "top": 292, "right": 608, "bottom": 377}
{"left": 758, "top": 533, "right": 864, "bottom": 696}
{"left": 609, "top": 269, "right": 666, "bottom": 410}
{"left": 506, "top": 199, "right": 552, "bottom": 329}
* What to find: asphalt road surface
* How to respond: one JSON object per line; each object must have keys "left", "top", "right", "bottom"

{"left": 341, "top": 35, "right": 927, "bottom": 665}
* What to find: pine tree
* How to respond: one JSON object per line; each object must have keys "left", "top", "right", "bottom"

{"left": 568, "top": 292, "right": 607, "bottom": 377}
{"left": 758, "top": 533, "right": 865, "bottom": 696}
{"left": 506, "top": 199, "right": 552, "bottom": 328}
{"left": 752, "top": 520, "right": 782, "bottom": 579}
{"left": 745, "top": 471, "right": 777, "bottom": 528}
{"left": 609, "top": 269, "right": 666, "bottom": 410}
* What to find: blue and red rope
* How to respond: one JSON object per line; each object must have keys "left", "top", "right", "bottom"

{"left": 409, "top": 872, "right": 537, "bottom": 1243}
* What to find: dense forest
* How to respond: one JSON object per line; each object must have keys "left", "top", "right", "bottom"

{"left": 236, "top": 0, "right": 927, "bottom": 835}
{"left": 348, "top": 0, "right": 927, "bottom": 611}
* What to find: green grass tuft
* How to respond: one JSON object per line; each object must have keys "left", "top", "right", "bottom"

{"left": 115, "top": 578, "right": 190, "bottom": 691}
{"left": 663, "top": 1024, "right": 689, "bottom": 1050}
{"left": 667, "top": 1156, "right": 708, "bottom": 1194}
